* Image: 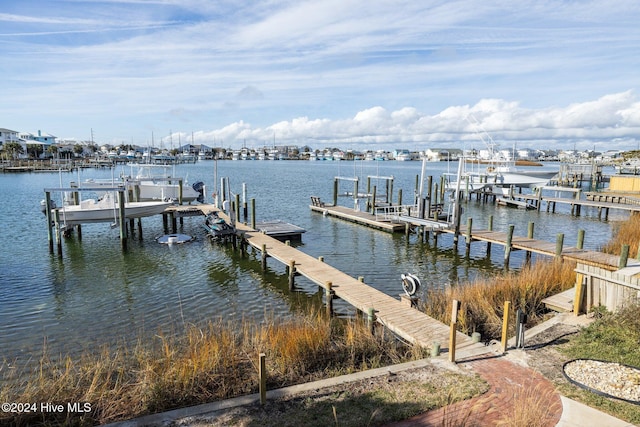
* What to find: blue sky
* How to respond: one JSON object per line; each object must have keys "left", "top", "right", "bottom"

{"left": 2, "top": 0, "right": 640, "bottom": 151}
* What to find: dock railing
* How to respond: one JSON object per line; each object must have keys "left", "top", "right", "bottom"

{"left": 375, "top": 204, "right": 416, "bottom": 222}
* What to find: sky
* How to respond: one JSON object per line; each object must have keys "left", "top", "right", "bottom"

{"left": 2, "top": 0, "right": 640, "bottom": 152}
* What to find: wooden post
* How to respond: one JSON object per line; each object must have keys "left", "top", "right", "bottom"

{"left": 162, "top": 213, "right": 168, "bottom": 233}
{"left": 54, "top": 208, "right": 63, "bottom": 256}
{"left": 261, "top": 244, "right": 267, "bottom": 271}
{"left": 259, "top": 353, "right": 267, "bottom": 405}
{"left": 619, "top": 244, "right": 630, "bottom": 269}
{"left": 449, "top": 299, "right": 460, "bottom": 363}
{"left": 333, "top": 178, "right": 338, "bottom": 206}
{"left": 118, "top": 190, "right": 127, "bottom": 250}
{"left": 427, "top": 176, "right": 433, "bottom": 217}
{"left": 486, "top": 215, "right": 493, "bottom": 254}
{"left": 325, "top": 281, "right": 334, "bottom": 317}
{"left": 555, "top": 233, "right": 564, "bottom": 259}
{"left": 504, "top": 224, "right": 515, "bottom": 267}
{"left": 501, "top": 301, "right": 511, "bottom": 353}
{"left": 453, "top": 192, "right": 462, "bottom": 247}
{"left": 235, "top": 193, "right": 241, "bottom": 226}
{"left": 574, "top": 274, "right": 585, "bottom": 316}
{"left": 367, "top": 308, "right": 375, "bottom": 334}
{"left": 576, "top": 229, "right": 585, "bottom": 250}
{"left": 398, "top": 188, "right": 403, "bottom": 206}
{"left": 354, "top": 179, "right": 359, "bottom": 207}
{"left": 465, "top": 217, "right": 472, "bottom": 256}
{"left": 536, "top": 187, "right": 542, "bottom": 211}
{"left": 242, "top": 183, "right": 248, "bottom": 223}
{"left": 288, "top": 260, "right": 296, "bottom": 290}
{"left": 526, "top": 221, "right": 534, "bottom": 264}
{"left": 251, "top": 198, "right": 256, "bottom": 230}
{"left": 178, "top": 178, "right": 184, "bottom": 205}
{"left": 371, "top": 185, "right": 377, "bottom": 214}
{"left": 45, "top": 191, "right": 54, "bottom": 253}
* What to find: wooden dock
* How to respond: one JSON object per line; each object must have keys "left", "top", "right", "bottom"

{"left": 224, "top": 214, "right": 477, "bottom": 353}
{"left": 308, "top": 199, "right": 634, "bottom": 272}
{"left": 309, "top": 203, "right": 406, "bottom": 233}
{"left": 440, "top": 225, "right": 636, "bottom": 271}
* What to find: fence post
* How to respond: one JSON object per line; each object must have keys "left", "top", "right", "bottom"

{"left": 501, "top": 301, "right": 511, "bottom": 353}
{"left": 259, "top": 353, "right": 267, "bottom": 405}
{"left": 449, "top": 300, "right": 460, "bottom": 363}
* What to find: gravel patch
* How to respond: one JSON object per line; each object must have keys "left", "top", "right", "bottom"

{"left": 563, "top": 359, "right": 640, "bottom": 404}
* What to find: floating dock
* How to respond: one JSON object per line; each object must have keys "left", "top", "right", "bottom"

{"left": 254, "top": 220, "right": 306, "bottom": 241}
{"left": 309, "top": 202, "right": 406, "bottom": 233}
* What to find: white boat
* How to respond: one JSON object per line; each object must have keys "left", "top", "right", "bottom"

{"left": 444, "top": 119, "right": 558, "bottom": 193}
{"left": 395, "top": 149, "right": 412, "bottom": 161}
{"left": 42, "top": 193, "right": 172, "bottom": 226}
{"left": 84, "top": 164, "right": 204, "bottom": 203}
{"left": 443, "top": 158, "right": 557, "bottom": 194}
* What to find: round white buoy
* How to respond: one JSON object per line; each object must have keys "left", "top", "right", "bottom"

{"left": 157, "top": 234, "right": 194, "bottom": 245}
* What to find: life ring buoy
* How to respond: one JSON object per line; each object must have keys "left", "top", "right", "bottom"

{"left": 401, "top": 273, "right": 421, "bottom": 296}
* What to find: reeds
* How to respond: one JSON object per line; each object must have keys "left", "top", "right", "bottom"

{"left": 600, "top": 212, "right": 640, "bottom": 257}
{"left": 420, "top": 259, "right": 577, "bottom": 338}
{"left": 0, "top": 310, "right": 412, "bottom": 426}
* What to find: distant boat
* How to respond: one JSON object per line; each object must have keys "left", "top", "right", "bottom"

{"left": 41, "top": 193, "right": 171, "bottom": 226}
{"left": 444, "top": 118, "right": 558, "bottom": 193}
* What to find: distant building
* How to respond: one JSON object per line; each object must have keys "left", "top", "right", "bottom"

{"left": 0, "top": 128, "right": 21, "bottom": 148}
{"left": 20, "top": 130, "right": 57, "bottom": 145}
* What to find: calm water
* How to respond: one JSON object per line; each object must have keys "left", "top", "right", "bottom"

{"left": 0, "top": 160, "right": 623, "bottom": 365}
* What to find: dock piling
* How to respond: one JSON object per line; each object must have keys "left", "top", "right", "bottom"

{"left": 325, "top": 281, "right": 334, "bottom": 317}
{"left": 555, "top": 233, "right": 564, "bottom": 259}
{"left": 261, "top": 244, "right": 267, "bottom": 271}
{"left": 504, "top": 224, "right": 515, "bottom": 267}
{"left": 449, "top": 299, "right": 460, "bottom": 363}
{"left": 619, "top": 245, "right": 630, "bottom": 268}
{"left": 577, "top": 229, "right": 585, "bottom": 250}
{"left": 288, "top": 260, "right": 296, "bottom": 290}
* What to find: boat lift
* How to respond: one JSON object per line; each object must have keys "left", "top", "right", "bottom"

{"left": 332, "top": 175, "right": 394, "bottom": 214}
{"left": 43, "top": 186, "right": 130, "bottom": 254}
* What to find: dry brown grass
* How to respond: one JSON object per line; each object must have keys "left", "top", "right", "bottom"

{"left": 0, "top": 311, "right": 415, "bottom": 426}
{"left": 600, "top": 212, "right": 640, "bottom": 257}
{"left": 495, "top": 381, "right": 560, "bottom": 427}
{"left": 420, "top": 259, "right": 577, "bottom": 338}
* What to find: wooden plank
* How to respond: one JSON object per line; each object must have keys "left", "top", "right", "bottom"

{"left": 542, "top": 288, "right": 575, "bottom": 312}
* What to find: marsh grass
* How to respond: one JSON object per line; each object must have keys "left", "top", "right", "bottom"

{"left": 420, "top": 259, "right": 577, "bottom": 338}
{"left": 0, "top": 310, "right": 417, "bottom": 426}
{"left": 600, "top": 212, "right": 640, "bottom": 257}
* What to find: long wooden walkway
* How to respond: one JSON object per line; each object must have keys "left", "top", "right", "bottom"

{"left": 226, "top": 215, "right": 476, "bottom": 353}
{"left": 441, "top": 225, "right": 636, "bottom": 271}
{"left": 513, "top": 193, "right": 640, "bottom": 215}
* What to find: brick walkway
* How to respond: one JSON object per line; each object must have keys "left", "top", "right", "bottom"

{"left": 387, "top": 354, "right": 562, "bottom": 427}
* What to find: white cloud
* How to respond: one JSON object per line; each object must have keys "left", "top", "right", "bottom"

{"left": 187, "top": 91, "right": 640, "bottom": 151}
